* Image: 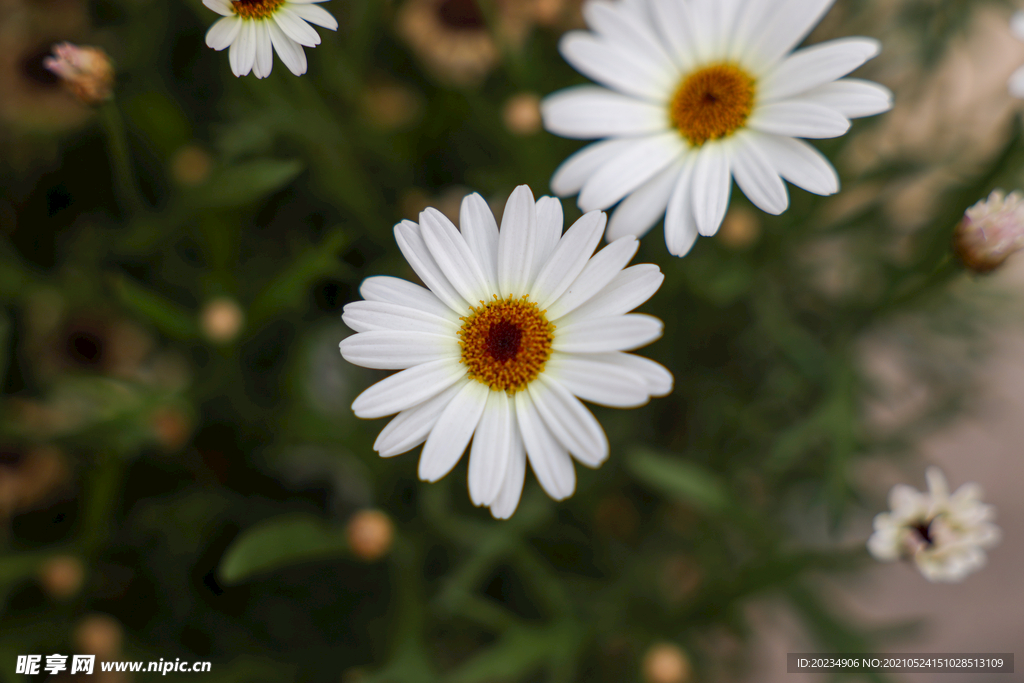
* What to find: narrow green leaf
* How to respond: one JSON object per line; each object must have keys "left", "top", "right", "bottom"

{"left": 219, "top": 513, "right": 348, "bottom": 584}
{"left": 626, "top": 448, "right": 730, "bottom": 514}
{"left": 111, "top": 275, "right": 198, "bottom": 340}
{"left": 185, "top": 159, "right": 304, "bottom": 210}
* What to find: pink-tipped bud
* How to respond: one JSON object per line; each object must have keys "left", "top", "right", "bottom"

{"left": 954, "top": 190, "right": 1024, "bottom": 273}
{"left": 43, "top": 43, "right": 114, "bottom": 106}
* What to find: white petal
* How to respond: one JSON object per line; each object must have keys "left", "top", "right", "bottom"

{"left": 341, "top": 300, "right": 459, "bottom": 335}
{"left": 648, "top": 0, "right": 700, "bottom": 72}
{"left": 489, "top": 426, "right": 526, "bottom": 519}
{"left": 418, "top": 381, "right": 489, "bottom": 482}
{"left": 497, "top": 186, "right": 538, "bottom": 297}
{"left": 550, "top": 138, "right": 639, "bottom": 197}
{"left": 360, "top": 276, "right": 453, "bottom": 318}
{"left": 530, "top": 375, "right": 609, "bottom": 467}
{"left": 373, "top": 382, "right": 466, "bottom": 457}
{"left": 578, "top": 132, "right": 686, "bottom": 211}
{"left": 532, "top": 196, "right": 565, "bottom": 282}
{"left": 267, "top": 18, "right": 307, "bottom": 75}
{"left": 760, "top": 38, "right": 881, "bottom": 102}
{"left": 606, "top": 159, "right": 683, "bottom": 242}
{"left": 559, "top": 31, "right": 675, "bottom": 103}
{"left": 515, "top": 392, "right": 576, "bottom": 501}
{"left": 459, "top": 193, "right": 500, "bottom": 292}
{"left": 546, "top": 236, "right": 639, "bottom": 320}
{"left": 339, "top": 331, "right": 458, "bottom": 370}
{"left": 553, "top": 314, "right": 663, "bottom": 353}
{"left": 468, "top": 390, "right": 513, "bottom": 506}
{"left": 274, "top": 6, "right": 322, "bottom": 47}
{"left": 747, "top": 100, "right": 851, "bottom": 139}
{"left": 1013, "top": 11, "right": 1024, "bottom": 42}
{"left": 741, "top": 0, "right": 838, "bottom": 71}
{"left": 541, "top": 86, "right": 670, "bottom": 139}
{"left": 731, "top": 134, "right": 789, "bottom": 215}
{"left": 286, "top": 2, "right": 338, "bottom": 30}
{"left": 603, "top": 352, "right": 674, "bottom": 396}
{"left": 753, "top": 134, "right": 839, "bottom": 196}
{"left": 394, "top": 220, "right": 471, "bottom": 314}
{"left": 419, "top": 208, "right": 492, "bottom": 305}
{"left": 583, "top": 0, "right": 679, "bottom": 75}
{"left": 692, "top": 143, "right": 732, "bottom": 237}
{"left": 230, "top": 20, "right": 257, "bottom": 77}
{"left": 351, "top": 358, "right": 465, "bottom": 419}
{"left": 533, "top": 211, "right": 607, "bottom": 309}
{"left": 800, "top": 78, "right": 893, "bottom": 118}
{"left": 664, "top": 155, "right": 700, "bottom": 256}
{"left": 558, "top": 264, "right": 663, "bottom": 323}
{"left": 203, "top": 0, "right": 234, "bottom": 16}
{"left": 206, "top": 16, "right": 242, "bottom": 51}
{"left": 544, "top": 352, "right": 652, "bottom": 407}
{"left": 253, "top": 20, "right": 273, "bottom": 79}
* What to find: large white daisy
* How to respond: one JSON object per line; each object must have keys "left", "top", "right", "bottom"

{"left": 204, "top": 0, "right": 338, "bottom": 78}
{"left": 339, "top": 186, "right": 673, "bottom": 519}
{"left": 541, "top": 0, "right": 893, "bottom": 256}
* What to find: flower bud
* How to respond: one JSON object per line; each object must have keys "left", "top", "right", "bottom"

{"left": 345, "top": 509, "right": 394, "bottom": 561}
{"left": 642, "top": 643, "right": 692, "bottom": 683}
{"left": 200, "top": 297, "right": 245, "bottom": 344}
{"left": 43, "top": 43, "right": 114, "bottom": 106}
{"left": 38, "top": 555, "right": 85, "bottom": 600}
{"left": 954, "top": 190, "right": 1024, "bottom": 273}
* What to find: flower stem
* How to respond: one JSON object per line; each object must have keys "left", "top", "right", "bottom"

{"left": 99, "top": 100, "right": 145, "bottom": 217}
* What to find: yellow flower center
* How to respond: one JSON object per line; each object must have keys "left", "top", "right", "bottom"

{"left": 670, "top": 63, "right": 756, "bottom": 147}
{"left": 231, "top": 0, "right": 285, "bottom": 19}
{"left": 458, "top": 295, "right": 554, "bottom": 393}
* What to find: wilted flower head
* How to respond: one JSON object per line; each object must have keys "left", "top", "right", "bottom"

{"left": 867, "top": 467, "right": 1001, "bottom": 583}
{"left": 43, "top": 42, "right": 113, "bottom": 105}
{"left": 954, "top": 190, "right": 1024, "bottom": 273}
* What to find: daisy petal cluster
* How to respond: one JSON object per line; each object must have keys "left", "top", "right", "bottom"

{"left": 542, "top": 0, "right": 893, "bottom": 256}
{"left": 867, "top": 467, "right": 1001, "bottom": 583}
{"left": 204, "top": 0, "right": 338, "bottom": 78}
{"left": 339, "top": 186, "right": 673, "bottom": 519}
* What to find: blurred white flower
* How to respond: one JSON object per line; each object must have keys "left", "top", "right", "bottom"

{"left": 1008, "top": 11, "right": 1024, "bottom": 97}
{"left": 203, "top": 0, "right": 338, "bottom": 78}
{"left": 542, "top": 0, "right": 892, "bottom": 256}
{"left": 954, "top": 189, "right": 1024, "bottom": 273}
{"left": 340, "top": 186, "right": 672, "bottom": 519}
{"left": 868, "top": 467, "right": 1001, "bottom": 583}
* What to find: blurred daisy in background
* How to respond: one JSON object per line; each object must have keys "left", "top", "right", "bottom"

{"left": 203, "top": 0, "right": 338, "bottom": 78}
{"left": 542, "top": 0, "right": 893, "bottom": 256}
{"left": 1009, "top": 11, "right": 1024, "bottom": 97}
{"left": 339, "top": 186, "right": 672, "bottom": 519}
{"left": 867, "top": 467, "right": 1001, "bottom": 582}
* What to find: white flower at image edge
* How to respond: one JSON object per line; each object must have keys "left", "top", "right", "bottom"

{"left": 339, "top": 186, "right": 673, "bottom": 519}
{"left": 867, "top": 467, "right": 1001, "bottom": 583}
{"left": 1009, "top": 11, "right": 1024, "bottom": 97}
{"left": 541, "top": 0, "right": 893, "bottom": 257}
{"left": 204, "top": 0, "right": 338, "bottom": 78}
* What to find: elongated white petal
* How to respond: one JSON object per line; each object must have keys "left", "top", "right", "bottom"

{"left": 489, "top": 425, "right": 526, "bottom": 519}
{"left": 692, "top": 143, "right": 732, "bottom": 237}
{"left": 274, "top": 6, "right": 322, "bottom": 47}
{"left": 351, "top": 358, "right": 465, "bottom": 419}
{"left": 533, "top": 211, "right": 606, "bottom": 309}
{"left": 648, "top": 0, "right": 700, "bottom": 72}
{"left": 339, "top": 331, "right": 458, "bottom": 370}
{"left": 748, "top": 100, "right": 851, "bottom": 139}
{"left": 606, "top": 159, "right": 683, "bottom": 242}
{"left": 604, "top": 352, "right": 674, "bottom": 396}
{"left": 559, "top": 32, "right": 676, "bottom": 103}
{"left": 665, "top": 155, "right": 700, "bottom": 257}
{"left": 532, "top": 196, "right": 565, "bottom": 280}
{"left": 468, "top": 390, "right": 513, "bottom": 506}
{"left": 498, "top": 186, "right": 538, "bottom": 297}
{"left": 554, "top": 314, "right": 663, "bottom": 353}
{"left": 253, "top": 20, "right": 273, "bottom": 79}
{"left": 419, "top": 208, "right": 491, "bottom": 305}
{"left": 578, "top": 133, "right": 686, "bottom": 212}
{"left": 286, "top": 2, "right": 338, "bottom": 30}
{"left": 753, "top": 134, "right": 839, "bottom": 196}
{"left": 374, "top": 382, "right": 466, "bottom": 457}
{"left": 267, "top": 18, "right": 307, "bottom": 75}
{"left": 760, "top": 38, "right": 881, "bottom": 102}
{"left": 546, "top": 236, "right": 639, "bottom": 320}
{"left": 394, "top": 220, "right": 470, "bottom": 313}
{"left": 515, "top": 392, "right": 576, "bottom": 500}
{"left": 206, "top": 16, "right": 241, "bottom": 50}
{"left": 229, "top": 20, "right": 257, "bottom": 77}
{"left": 204, "top": 0, "right": 234, "bottom": 16}
{"left": 558, "top": 264, "right": 663, "bottom": 323}
{"left": 542, "top": 86, "right": 669, "bottom": 139}
{"left": 545, "top": 352, "right": 651, "bottom": 407}
{"left": 459, "top": 193, "right": 500, "bottom": 292}
{"left": 731, "top": 134, "right": 789, "bottom": 215}
{"left": 742, "top": 0, "right": 838, "bottom": 70}
{"left": 583, "top": 0, "right": 678, "bottom": 75}
{"left": 801, "top": 78, "right": 893, "bottom": 118}
{"left": 342, "top": 300, "right": 459, "bottom": 334}
{"left": 360, "top": 276, "right": 453, "bottom": 318}
{"left": 550, "top": 138, "right": 640, "bottom": 197}
{"left": 531, "top": 375, "right": 609, "bottom": 467}
{"left": 418, "top": 381, "right": 489, "bottom": 482}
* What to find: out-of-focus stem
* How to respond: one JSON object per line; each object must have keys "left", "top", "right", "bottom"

{"left": 100, "top": 101, "right": 145, "bottom": 217}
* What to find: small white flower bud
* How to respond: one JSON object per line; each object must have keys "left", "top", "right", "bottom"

{"left": 43, "top": 43, "right": 114, "bottom": 106}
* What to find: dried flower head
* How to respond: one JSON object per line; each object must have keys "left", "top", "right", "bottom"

{"left": 954, "top": 190, "right": 1024, "bottom": 273}
{"left": 43, "top": 42, "right": 113, "bottom": 105}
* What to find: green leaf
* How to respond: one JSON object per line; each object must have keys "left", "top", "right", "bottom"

{"left": 185, "top": 159, "right": 304, "bottom": 210}
{"left": 625, "top": 448, "right": 731, "bottom": 515}
{"left": 111, "top": 275, "right": 198, "bottom": 340}
{"left": 219, "top": 513, "right": 348, "bottom": 584}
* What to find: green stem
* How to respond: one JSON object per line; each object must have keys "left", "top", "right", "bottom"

{"left": 99, "top": 101, "right": 145, "bottom": 217}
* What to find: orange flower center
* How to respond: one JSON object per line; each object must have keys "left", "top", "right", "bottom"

{"left": 231, "top": 0, "right": 285, "bottom": 19}
{"left": 670, "top": 63, "right": 756, "bottom": 147}
{"left": 458, "top": 295, "right": 554, "bottom": 392}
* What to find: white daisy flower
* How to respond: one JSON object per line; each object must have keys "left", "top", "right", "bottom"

{"left": 541, "top": 0, "right": 893, "bottom": 257}
{"left": 1010, "top": 11, "right": 1024, "bottom": 98}
{"left": 867, "top": 467, "right": 1001, "bottom": 583}
{"left": 339, "top": 185, "right": 673, "bottom": 519}
{"left": 203, "top": 0, "right": 338, "bottom": 78}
